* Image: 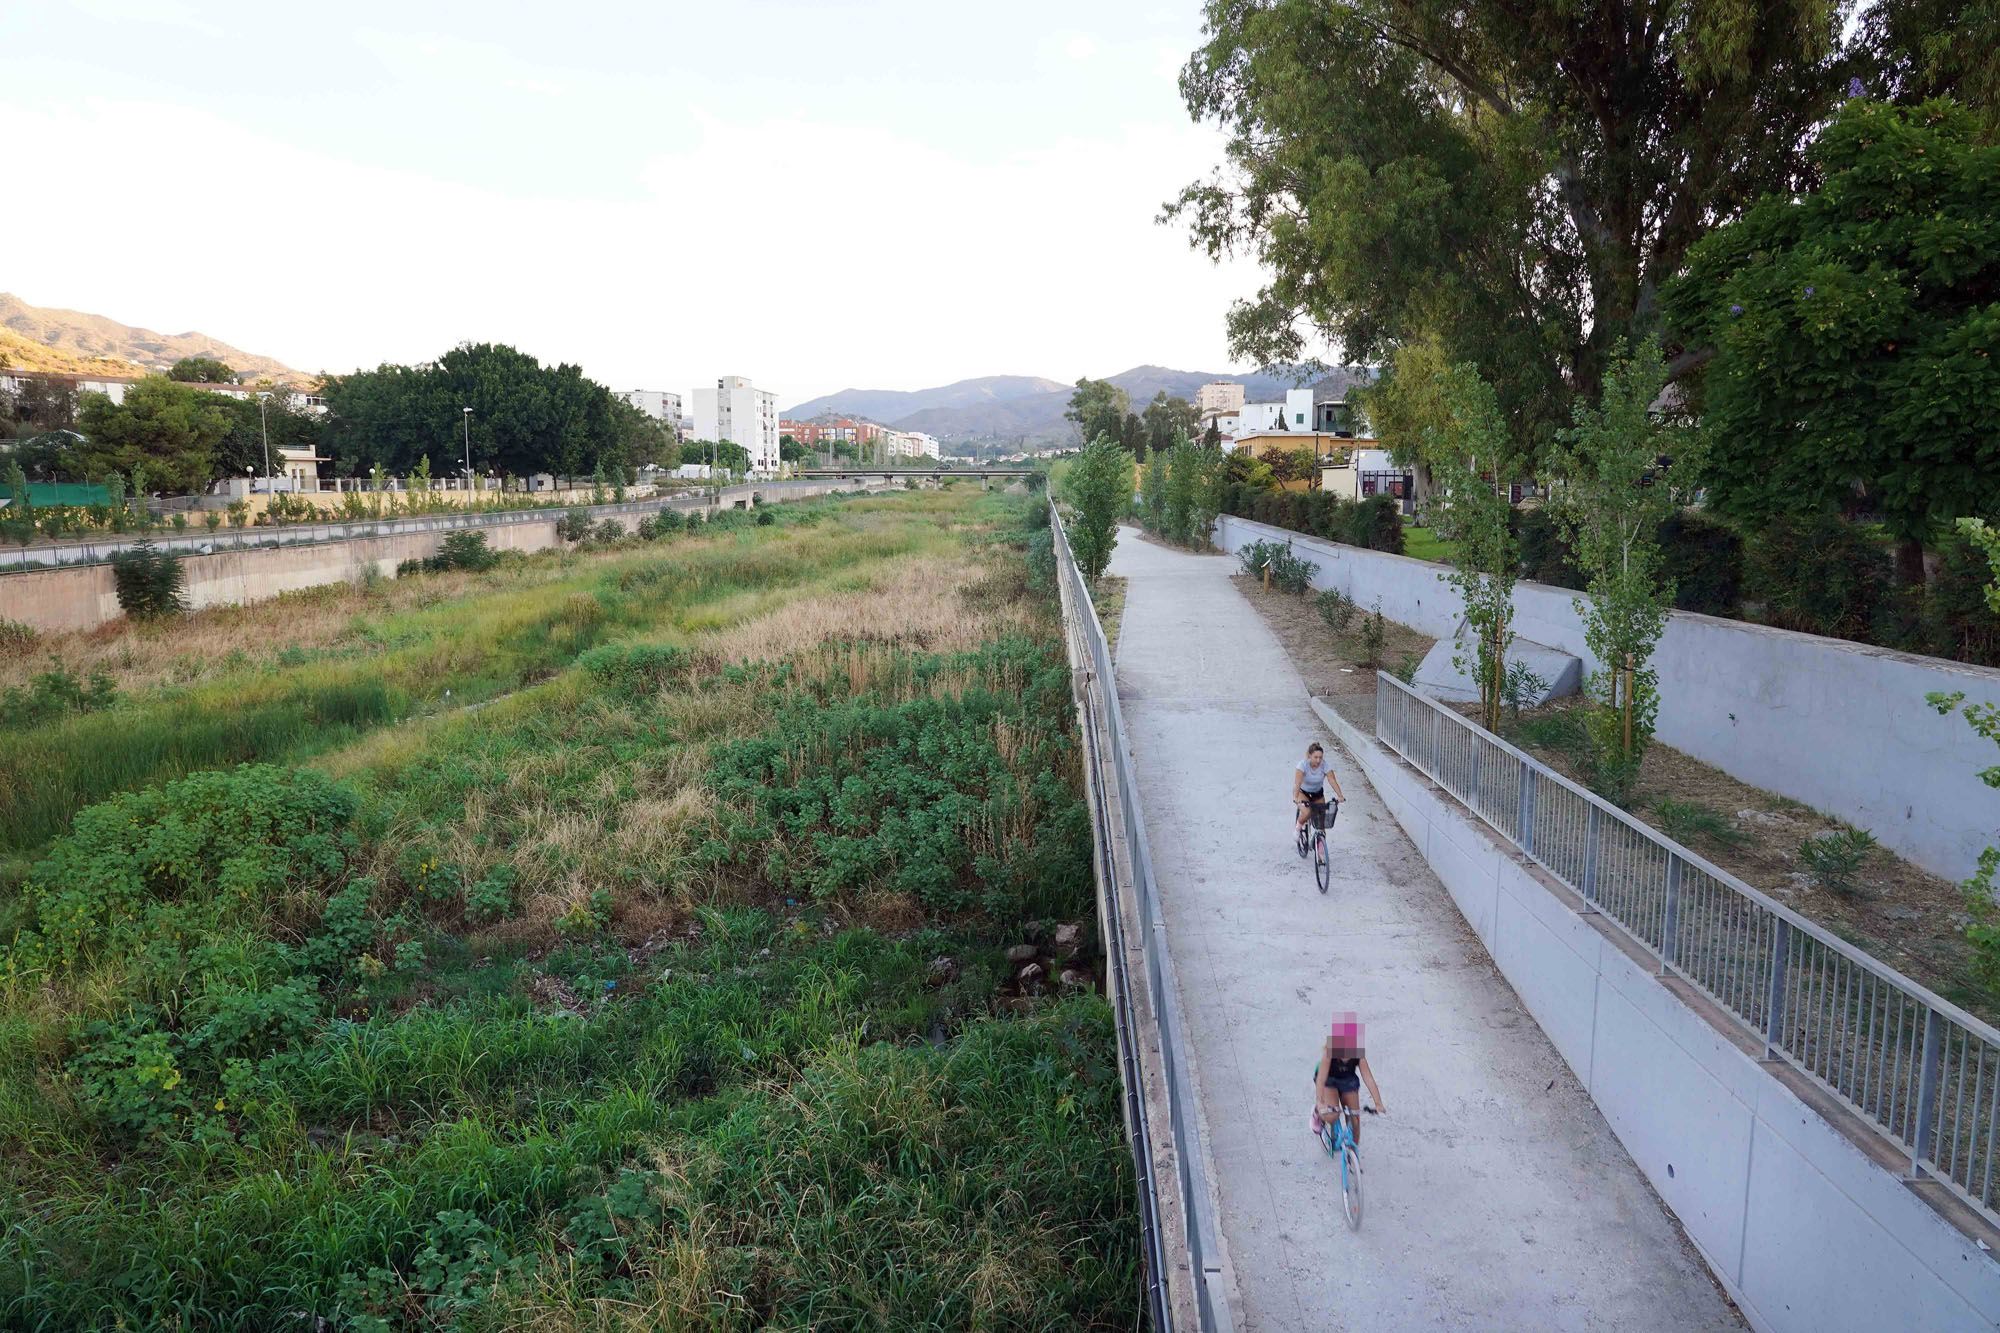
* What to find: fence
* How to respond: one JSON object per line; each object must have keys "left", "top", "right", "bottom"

{"left": 0, "top": 479, "right": 862, "bottom": 572}
{"left": 1049, "top": 503, "right": 1233, "bottom": 1332}
{"left": 1374, "top": 670, "right": 2000, "bottom": 1224}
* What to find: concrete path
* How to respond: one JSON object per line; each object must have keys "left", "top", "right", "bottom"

{"left": 1104, "top": 529, "right": 1741, "bottom": 1332}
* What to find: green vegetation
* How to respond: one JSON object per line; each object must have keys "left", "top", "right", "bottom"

{"left": 1797, "top": 827, "right": 1880, "bottom": 897}
{"left": 1059, "top": 436, "right": 1131, "bottom": 581}
{"left": 0, "top": 490, "right": 1135, "bottom": 1328}
{"left": 1401, "top": 525, "right": 1456, "bottom": 564}
{"left": 1654, "top": 799, "right": 1747, "bottom": 852}
{"left": 109, "top": 537, "right": 188, "bottom": 619}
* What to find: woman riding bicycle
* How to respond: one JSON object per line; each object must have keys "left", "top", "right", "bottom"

{"left": 1292, "top": 741, "right": 1346, "bottom": 837}
{"left": 1312, "top": 1012, "right": 1386, "bottom": 1147}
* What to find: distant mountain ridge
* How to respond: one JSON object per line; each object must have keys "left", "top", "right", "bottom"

{"left": 0, "top": 292, "right": 308, "bottom": 385}
{"left": 785, "top": 364, "right": 1317, "bottom": 446}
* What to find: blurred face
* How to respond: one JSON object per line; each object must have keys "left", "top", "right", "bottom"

{"left": 1307, "top": 745, "right": 1324, "bottom": 764}
{"left": 1330, "top": 1010, "right": 1363, "bottom": 1056}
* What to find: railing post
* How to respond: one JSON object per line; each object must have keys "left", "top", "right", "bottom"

{"left": 1580, "top": 805, "right": 1601, "bottom": 906}
{"left": 1763, "top": 920, "right": 1791, "bottom": 1060}
{"left": 1913, "top": 1008, "right": 1945, "bottom": 1178}
{"left": 1659, "top": 854, "right": 1683, "bottom": 971}
{"left": 1516, "top": 759, "right": 1535, "bottom": 855}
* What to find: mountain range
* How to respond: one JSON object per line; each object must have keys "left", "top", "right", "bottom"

{"left": 0, "top": 292, "right": 308, "bottom": 385}
{"left": 784, "top": 365, "right": 1312, "bottom": 446}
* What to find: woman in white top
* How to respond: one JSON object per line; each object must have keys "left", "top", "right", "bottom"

{"left": 1292, "top": 741, "right": 1346, "bottom": 836}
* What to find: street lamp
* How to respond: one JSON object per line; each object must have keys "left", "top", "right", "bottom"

{"left": 256, "top": 393, "right": 272, "bottom": 490}
{"left": 461, "top": 407, "right": 473, "bottom": 486}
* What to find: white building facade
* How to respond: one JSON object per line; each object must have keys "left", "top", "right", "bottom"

{"left": 692, "top": 375, "right": 779, "bottom": 474}
{"left": 620, "top": 389, "right": 683, "bottom": 434}
{"left": 887, "top": 430, "right": 941, "bottom": 460}
{"left": 1238, "top": 387, "right": 1314, "bottom": 435}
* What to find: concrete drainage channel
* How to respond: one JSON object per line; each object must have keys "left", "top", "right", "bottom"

{"left": 1050, "top": 502, "right": 1238, "bottom": 1333}
{"left": 1311, "top": 687, "right": 2000, "bottom": 1332}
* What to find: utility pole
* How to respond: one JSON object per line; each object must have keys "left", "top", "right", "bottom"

{"left": 257, "top": 393, "right": 272, "bottom": 490}
{"left": 461, "top": 407, "right": 473, "bottom": 490}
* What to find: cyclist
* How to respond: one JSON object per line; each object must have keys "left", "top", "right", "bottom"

{"left": 1311, "top": 1012, "right": 1386, "bottom": 1148}
{"left": 1292, "top": 741, "right": 1346, "bottom": 845}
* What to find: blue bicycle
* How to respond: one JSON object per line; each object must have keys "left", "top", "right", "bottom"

{"left": 1317, "top": 1102, "right": 1375, "bottom": 1229}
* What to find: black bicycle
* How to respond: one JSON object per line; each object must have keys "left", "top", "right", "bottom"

{"left": 1294, "top": 795, "right": 1339, "bottom": 893}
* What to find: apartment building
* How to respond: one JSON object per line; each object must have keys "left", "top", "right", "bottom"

{"left": 693, "top": 375, "right": 779, "bottom": 473}
{"left": 887, "top": 430, "right": 941, "bottom": 460}
{"left": 1196, "top": 380, "right": 1245, "bottom": 419}
{"left": 620, "top": 389, "right": 684, "bottom": 435}
{"left": 781, "top": 417, "right": 888, "bottom": 452}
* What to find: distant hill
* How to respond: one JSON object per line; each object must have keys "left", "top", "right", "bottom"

{"left": 0, "top": 327, "right": 145, "bottom": 379}
{"left": 0, "top": 292, "right": 309, "bottom": 385}
{"left": 792, "top": 365, "right": 1321, "bottom": 447}
{"left": 784, "top": 374, "right": 1068, "bottom": 425}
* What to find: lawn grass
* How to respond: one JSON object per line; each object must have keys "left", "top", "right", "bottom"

{"left": 0, "top": 490, "right": 1136, "bottom": 1329}
{"left": 1400, "top": 522, "right": 1457, "bottom": 564}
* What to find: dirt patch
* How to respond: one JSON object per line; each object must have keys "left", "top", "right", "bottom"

{"left": 1091, "top": 575, "right": 1127, "bottom": 654}
{"left": 1233, "top": 573, "right": 1434, "bottom": 732}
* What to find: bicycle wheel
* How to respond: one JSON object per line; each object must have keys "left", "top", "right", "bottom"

{"left": 1341, "top": 1144, "right": 1363, "bottom": 1229}
{"left": 1314, "top": 834, "right": 1330, "bottom": 893}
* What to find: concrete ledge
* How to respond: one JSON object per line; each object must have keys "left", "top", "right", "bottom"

{"left": 1312, "top": 693, "right": 2000, "bottom": 1333}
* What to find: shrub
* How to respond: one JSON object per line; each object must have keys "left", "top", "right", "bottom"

{"left": 1315, "top": 588, "right": 1356, "bottom": 633}
{"left": 1512, "top": 508, "right": 1582, "bottom": 588}
{"left": 1237, "top": 539, "right": 1279, "bottom": 577}
{"left": 1655, "top": 798, "right": 1746, "bottom": 849}
{"left": 109, "top": 538, "right": 187, "bottom": 619}
{"left": 1348, "top": 495, "right": 1405, "bottom": 553}
{"left": 593, "top": 518, "right": 626, "bottom": 544}
{"left": 1500, "top": 660, "right": 1548, "bottom": 719}
{"left": 653, "top": 509, "right": 685, "bottom": 536}
{"left": 1268, "top": 542, "right": 1317, "bottom": 595}
{"left": 1798, "top": 827, "right": 1877, "bottom": 896}
{"left": 1392, "top": 651, "right": 1422, "bottom": 683}
{"left": 1659, "top": 511, "right": 1743, "bottom": 616}
{"left": 430, "top": 529, "right": 498, "bottom": 572}
{"left": 755, "top": 508, "right": 776, "bottom": 526}
{"left": 1922, "top": 530, "right": 2000, "bottom": 666}
{"left": 2, "top": 662, "right": 117, "bottom": 729}
{"left": 1356, "top": 599, "right": 1388, "bottom": 667}
{"left": 556, "top": 508, "right": 593, "bottom": 543}
{"left": 634, "top": 515, "right": 658, "bottom": 541}
{"left": 0, "top": 618, "right": 38, "bottom": 651}
{"left": 578, "top": 642, "right": 693, "bottom": 695}
{"left": 19, "top": 763, "right": 358, "bottom": 967}
{"left": 1748, "top": 513, "right": 1887, "bottom": 639}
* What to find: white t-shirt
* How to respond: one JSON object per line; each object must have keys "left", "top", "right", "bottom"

{"left": 1297, "top": 757, "right": 1330, "bottom": 794}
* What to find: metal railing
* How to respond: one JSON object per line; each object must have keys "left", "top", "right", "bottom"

{"left": 1049, "top": 502, "right": 1233, "bottom": 1332}
{"left": 1374, "top": 671, "right": 2000, "bottom": 1223}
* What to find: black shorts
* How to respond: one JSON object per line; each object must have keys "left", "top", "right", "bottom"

{"left": 1325, "top": 1074, "right": 1361, "bottom": 1096}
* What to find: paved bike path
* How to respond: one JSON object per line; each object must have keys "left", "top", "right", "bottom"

{"left": 1105, "top": 530, "right": 1740, "bottom": 1332}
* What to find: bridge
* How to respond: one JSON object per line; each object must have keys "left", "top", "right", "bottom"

{"left": 1049, "top": 510, "right": 2000, "bottom": 1332}
{"left": 789, "top": 465, "right": 1037, "bottom": 481}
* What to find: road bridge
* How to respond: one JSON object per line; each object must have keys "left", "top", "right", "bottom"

{"left": 1101, "top": 529, "right": 1740, "bottom": 1331}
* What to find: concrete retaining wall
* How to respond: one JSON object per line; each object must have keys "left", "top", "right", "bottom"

{"left": 1217, "top": 515, "right": 2000, "bottom": 883}
{"left": 3, "top": 480, "right": 884, "bottom": 634}
{"left": 1313, "top": 694, "right": 2000, "bottom": 1333}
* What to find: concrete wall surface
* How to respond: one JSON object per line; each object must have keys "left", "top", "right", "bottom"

{"left": 3, "top": 480, "right": 885, "bottom": 634}
{"left": 1313, "top": 695, "right": 2000, "bottom": 1333}
{"left": 1217, "top": 515, "right": 2000, "bottom": 883}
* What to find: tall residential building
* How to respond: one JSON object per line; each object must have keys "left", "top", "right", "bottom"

{"left": 887, "top": 430, "right": 941, "bottom": 460}
{"left": 780, "top": 417, "right": 888, "bottom": 452}
{"left": 620, "top": 389, "right": 683, "bottom": 436}
{"left": 692, "top": 375, "right": 779, "bottom": 473}
{"left": 1196, "top": 380, "right": 1246, "bottom": 419}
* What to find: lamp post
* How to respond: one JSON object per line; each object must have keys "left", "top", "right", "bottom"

{"left": 461, "top": 407, "right": 473, "bottom": 487}
{"left": 257, "top": 393, "right": 272, "bottom": 490}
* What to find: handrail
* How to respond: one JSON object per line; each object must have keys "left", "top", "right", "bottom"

{"left": 1374, "top": 670, "right": 2000, "bottom": 1223}
{"left": 1048, "top": 501, "right": 1234, "bottom": 1332}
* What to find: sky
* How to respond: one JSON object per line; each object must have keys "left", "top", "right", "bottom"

{"left": 0, "top": 0, "right": 1285, "bottom": 406}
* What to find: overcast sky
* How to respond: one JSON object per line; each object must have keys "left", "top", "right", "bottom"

{"left": 2, "top": 1, "right": 1289, "bottom": 404}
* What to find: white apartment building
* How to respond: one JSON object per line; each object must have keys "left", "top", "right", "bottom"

{"left": 692, "top": 375, "right": 779, "bottom": 474}
{"left": 620, "top": 389, "right": 683, "bottom": 434}
{"left": 1196, "top": 380, "right": 1245, "bottom": 419}
{"left": 887, "top": 430, "right": 942, "bottom": 460}
{"left": 1238, "top": 387, "right": 1315, "bottom": 435}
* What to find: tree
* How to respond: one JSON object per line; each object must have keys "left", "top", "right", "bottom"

{"left": 1861, "top": 0, "right": 2000, "bottom": 119}
{"left": 1424, "top": 364, "right": 1517, "bottom": 731}
{"left": 1548, "top": 340, "right": 1694, "bottom": 796}
{"left": 1172, "top": 0, "right": 1860, "bottom": 464}
{"left": 1202, "top": 418, "right": 1222, "bottom": 449}
{"left": 779, "top": 434, "right": 807, "bottom": 463}
{"left": 1139, "top": 449, "right": 1169, "bottom": 533}
{"left": 1143, "top": 392, "right": 1201, "bottom": 455}
{"left": 5, "top": 377, "right": 80, "bottom": 435}
{"left": 1063, "top": 435, "right": 1132, "bottom": 581}
{"left": 1162, "top": 435, "right": 1223, "bottom": 546}
{"left": 1065, "top": 378, "right": 1129, "bottom": 447}
{"left": 76, "top": 379, "right": 233, "bottom": 494}
{"left": 216, "top": 389, "right": 324, "bottom": 479}
{"left": 1663, "top": 98, "right": 2000, "bottom": 586}
{"left": 168, "top": 356, "right": 237, "bottom": 384}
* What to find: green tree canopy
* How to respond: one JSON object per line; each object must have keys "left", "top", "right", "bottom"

{"left": 321, "top": 343, "right": 640, "bottom": 481}
{"left": 1142, "top": 392, "right": 1201, "bottom": 455}
{"left": 76, "top": 379, "right": 233, "bottom": 494}
{"left": 1065, "top": 379, "right": 1129, "bottom": 448}
{"left": 214, "top": 390, "right": 326, "bottom": 479}
{"left": 1061, "top": 436, "right": 1133, "bottom": 580}
{"left": 1173, "top": 0, "right": 1860, "bottom": 464}
{"left": 167, "top": 357, "right": 237, "bottom": 384}
{"left": 1663, "top": 98, "right": 2000, "bottom": 583}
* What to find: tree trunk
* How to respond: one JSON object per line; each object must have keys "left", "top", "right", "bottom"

{"left": 1895, "top": 535, "right": 1928, "bottom": 588}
